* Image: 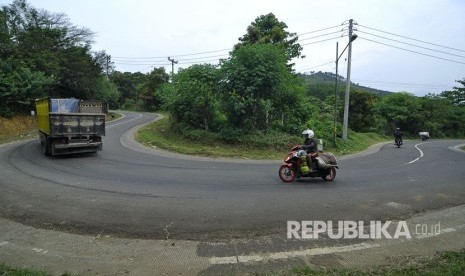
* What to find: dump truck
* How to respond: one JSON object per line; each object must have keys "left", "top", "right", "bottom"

{"left": 35, "top": 98, "right": 106, "bottom": 156}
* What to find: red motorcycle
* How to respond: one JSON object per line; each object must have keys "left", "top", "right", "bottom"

{"left": 278, "top": 146, "right": 339, "bottom": 182}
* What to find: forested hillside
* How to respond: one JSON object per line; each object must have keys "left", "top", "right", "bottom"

{"left": 299, "top": 71, "right": 392, "bottom": 98}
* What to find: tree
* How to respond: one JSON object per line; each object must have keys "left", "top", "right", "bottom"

{"left": 110, "top": 71, "right": 147, "bottom": 108}
{"left": 94, "top": 50, "right": 114, "bottom": 78}
{"left": 0, "top": 0, "right": 114, "bottom": 115}
{"left": 235, "top": 13, "right": 303, "bottom": 66}
{"left": 440, "top": 78, "right": 465, "bottom": 106}
{"left": 349, "top": 89, "right": 378, "bottom": 132}
{"left": 374, "top": 92, "right": 423, "bottom": 135}
{"left": 0, "top": 58, "right": 54, "bottom": 116}
{"left": 220, "top": 43, "right": 299, "bottom": 131}
{"left": 169, "top": 64, "right": 220, "bottom": 131}
{"left": 139, "top": 67, "right": 169, "bottom": 110}
{"left": 57, "top": 45, "right": 103, "bottom": 99}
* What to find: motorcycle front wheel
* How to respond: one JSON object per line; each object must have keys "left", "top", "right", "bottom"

{"left": 279, "top": 165, "right": 296, "bottom": 182}
{"left": 322, "top": 167, "right": 336, "bottom": 181}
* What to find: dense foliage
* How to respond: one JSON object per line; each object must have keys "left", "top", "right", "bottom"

{"left": 0, "top": 0, "right": 165, "bottom": 115}
{"left": 300, "top": 72, "right": 465, "bottom": 138}
{"left": 1, "top": 0, "right": 464, "bottom": 141}
{"left": 234, "top": 13, "right": 303, "bottom": 66}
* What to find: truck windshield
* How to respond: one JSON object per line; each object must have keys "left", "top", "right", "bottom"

{"left": 50, "top": 99, "right": 80, "bottom": 113}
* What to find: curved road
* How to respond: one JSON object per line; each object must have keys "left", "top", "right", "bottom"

{"left": 1, "top": 111, "right": 465, "bottom": 240}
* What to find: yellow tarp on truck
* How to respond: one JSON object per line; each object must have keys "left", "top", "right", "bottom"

{"left": 35, "top": 98, "right": 106, "bottom": 156}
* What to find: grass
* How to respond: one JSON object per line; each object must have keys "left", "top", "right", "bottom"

{"left": 137, "top": 114, "right": 286, "bottom": 159}
{"left": 0, "top": 114, "right": 37, "bottom": 144}
{"left": 136, "top": 114, "right": 389, "bottom": 160}
{"left": 0, "top": 263, "right": 48, "bottom": 276}
{"left": 106, "top": 112, "right": 122, "bottom": 121}
{"left": 0, "top": 263, "right": 73, "bottom": 275}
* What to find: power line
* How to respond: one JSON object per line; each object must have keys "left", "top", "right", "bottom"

{"left": 298, "top": 24, "right": 343, "bottom": 36}
{"left": 170, "top": 48, "right": 231, "bottom": 58}
{"left": 300, "top": 36, "right": 344, "bottom": 46}
{"left": 358, "top": 24, "right": 465, "bottom": 53}
{"left": 358, "top": 30, "right": 465, "bottom": 59}
{"left": 359, "top": 37, "right": 465, "bottom": 65}
{"left": 298, "top": 61, "right": 334, "bottom": 72}
{"left": 114, "top": 62, "right": 171, "bottom": 66}
{"left": 178, "top": 58, "right": 223, "bottom": 65}
{"left": 113, "top": 55, "right": 167, "bottom": 60}
{"left": 178, "top": 53, "right": 229, "bottom": 61}
{"left": 353, "top": 79, "right": 451, "bottom": 89}
{"left": 298, "top": 30, "right": 344, "bottom": 42}
{"left": 112, "top": 25, "right": 346, "bottom": 63}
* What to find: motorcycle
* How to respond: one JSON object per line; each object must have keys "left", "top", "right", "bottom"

{"left": 278, "top": 146, "right": 339, "bottom": 183}
{"left": 395, "top": 137, "right": 402, "bottom": 148}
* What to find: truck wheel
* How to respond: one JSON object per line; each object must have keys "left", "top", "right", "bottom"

{"left": 42, "top": 139, "right": 52, "bottom": 156}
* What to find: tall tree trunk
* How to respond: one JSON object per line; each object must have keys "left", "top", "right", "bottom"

{"left": 204, "top": 117, "right": 208, "bottom": 131}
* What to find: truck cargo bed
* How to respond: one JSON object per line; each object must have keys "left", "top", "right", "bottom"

{"left": 49, "top": 113, "right": 105, "bottom": 136}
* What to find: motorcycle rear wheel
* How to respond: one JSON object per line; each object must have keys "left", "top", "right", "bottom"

{"left": 322, "top": 168, "right": 336, "bottom": 181}
{"left": 279, "top": 165, "right": 296, "bottom": 182}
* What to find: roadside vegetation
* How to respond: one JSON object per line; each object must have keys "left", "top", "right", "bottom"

{"left": 0, "top": 263, "right": 45, "bottom": 276}
{"left": 0, "top": 114, "right": 37, "bottom": 144}
{"left": 137, "top": 113, "right": 388, "bottom": 159}
{"left": 0, "top": 263, "right": 72, "bottom": 276}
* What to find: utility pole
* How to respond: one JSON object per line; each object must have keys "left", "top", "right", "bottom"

{"left": 342, "top": 19, "right": 355, "bottom": 142}
{"left": 333, "top": 42, "right": 339, "bottom": 146}
{"left": 167, "top": 57, "right": 178, "bottom": 75}
{"left": 106, "top": 55, "right": 110, "bottom": 80}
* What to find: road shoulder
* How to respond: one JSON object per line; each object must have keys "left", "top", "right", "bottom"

{"left": 1, "top": 204, "right": 464, "bottom": 275}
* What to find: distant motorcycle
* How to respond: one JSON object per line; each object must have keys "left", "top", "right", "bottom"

{"left": 278, "top": 146, "right": 339, "bottom": 182}
{"left": 395, "top": 137, "right": 402, "bottom": 148}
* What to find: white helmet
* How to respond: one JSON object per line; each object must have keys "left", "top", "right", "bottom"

{"left": 302, "top": 129, "right": 314, "bottom": 138}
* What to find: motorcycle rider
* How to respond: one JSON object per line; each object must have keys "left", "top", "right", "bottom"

{"left": 394, "top": 128, "right": 403, "bottom": 145}
{"left": 301, "top": 129, "right": 319, "bottom": 173}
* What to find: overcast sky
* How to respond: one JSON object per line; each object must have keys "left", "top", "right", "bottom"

{"left": 13, "top": 0, "right": 465, "bottom": 95}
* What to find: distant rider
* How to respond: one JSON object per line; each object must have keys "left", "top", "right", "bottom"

{"left": 394, "top": 128, "right": 403, "bottom": 145}
{"left": 301, "top": 129, "right": 319, "bottom": 173}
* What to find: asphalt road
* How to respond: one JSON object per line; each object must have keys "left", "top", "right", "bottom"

{"left": 1, "top": 111, "right": 465, "bottom": 241}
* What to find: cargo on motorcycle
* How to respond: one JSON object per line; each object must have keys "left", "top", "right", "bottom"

{"left": 278, "top": 129, "right": 339, "bottom": 182}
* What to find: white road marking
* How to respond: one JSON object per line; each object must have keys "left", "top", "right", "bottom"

{"left": 209, "top": 221, "right": 465, "bottom": 265}
{"left": 32, "top": 247, "right": 48, "bottom": 254}
{"left": 404, "top": 142, "right": 429, "bottom": 165}
{"left": 106, "top": 113, "right": 143, "bottom": 129}
{"left": 209, "top": 242, "right": 380, "bottom": 265}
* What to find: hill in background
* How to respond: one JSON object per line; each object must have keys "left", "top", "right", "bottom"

{"left": 298, "top": 71, "right": 392, "bottom": 99}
